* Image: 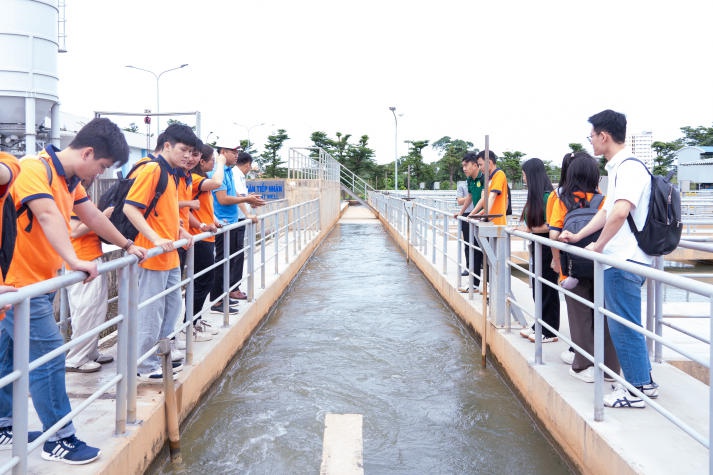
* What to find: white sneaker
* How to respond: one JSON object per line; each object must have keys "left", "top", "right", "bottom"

{"left": 175, "top": 336, "right": 186, "bottom": 350}
{"left": 170, "top": 348, "right": 184, "bottom": 362}
{"left": 192, "top": 329, "right": 213, "bottom": 342}
{"left": 519, "top": 327, "right": 534, "bottom": 339}
{"left": 560, "top": 350, "right": 575, "bottom": 365}
{"left": 569, "top": 366, "right": 594, "bottom": 383}
{"left": 603, "top": 384, "right": 645, "bottom": 408}
{"left": 195, "top": 320, "right": 219, "bottom": 335}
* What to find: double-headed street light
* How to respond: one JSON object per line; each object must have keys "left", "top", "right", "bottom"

{"left": 233, "top": 122, "right": 266, "bottom": 151}
{"left": 125, "top": 63, "right": 189, "bottom": 136}
{"left": 389, "top": 106, "right": 398, "bottom": 191}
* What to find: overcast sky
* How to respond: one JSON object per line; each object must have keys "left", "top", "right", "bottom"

{"left": 57, "top": 0, "right": 712, "bottom": 166}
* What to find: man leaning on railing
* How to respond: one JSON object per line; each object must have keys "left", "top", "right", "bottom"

{"left": 0, "top": 118, "right": 146, "bottom": 464}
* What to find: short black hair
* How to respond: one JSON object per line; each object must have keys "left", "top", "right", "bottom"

{"left": 69, "top": 117, "right": 130, "bottom": 167}
{"left": 476, "top": 150, "right": 498, "bottom": 164}
{"left": 236, "top": 151, "right": 253, "bottom": 166}
{"left": 588, "top": 109, "right": 627, "bottom": 144}
{"left": 462, "top": 151, "right": 478, "bottom": 164}
{"left": 157, "top": 123, "right": 198, "bottom": 150}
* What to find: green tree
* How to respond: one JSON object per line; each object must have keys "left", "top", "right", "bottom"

{"left": 332, "top": 132, "right": 351, "bottom": 164}
{"left": 122, "top": 123, "right": 140, "bottom": 134}
{"left": 345, "top": 135, "right": 376, "bottom": 178}
{"left": 432, "top": 136, "right": 474, "bottom": 188}
{"left": 679, "top": 125, "right": 713, "bottom": 146}
{"left": 401, "top": 140, "right": 433, "bottom": 189}
{"left": 651, "top": 140, "right": 679, "bottom": 176}
{"left": 498, "top": 151, "right": 525, "bottom": 186}
{"left": 309, "top": 131, "right": 334, "bottom": 158}
{"left": 259, "top": 129, "right": 290, "bottom": 178}
{"left": 569, "top": 143, "right": 585, "bottom": 153}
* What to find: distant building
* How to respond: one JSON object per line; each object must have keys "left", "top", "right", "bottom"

{"left": 628, "top": 131, "right": 655, "bottom": 169}
{"left": 676, "top": 146, "right": 713, "bottom": 191}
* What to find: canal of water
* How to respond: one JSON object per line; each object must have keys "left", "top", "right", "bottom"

{"left": 149, "top": 221, "right": 572, "bottom": 474}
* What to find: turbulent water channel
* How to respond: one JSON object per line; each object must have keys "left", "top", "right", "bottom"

{"left": 149, "top": 221, "right": 571, "bottom": 474}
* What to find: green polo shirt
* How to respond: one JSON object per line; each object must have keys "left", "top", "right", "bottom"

{"left": 466, "top": 172, "right": 484, "bottom": 204}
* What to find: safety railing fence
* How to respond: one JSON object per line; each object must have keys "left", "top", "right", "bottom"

{"left": 369, "top": 190, "right": 713, "bottom": 466}
{"left": 0, "top": 198, "right": 322, "bottom": 475}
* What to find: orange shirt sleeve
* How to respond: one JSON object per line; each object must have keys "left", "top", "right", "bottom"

{"left": 489, "top": 170, "right": 508, "bottom": 225}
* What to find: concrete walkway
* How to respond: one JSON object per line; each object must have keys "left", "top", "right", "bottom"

{"left": 375, "top": 206, "right": 710, "bottom": 475}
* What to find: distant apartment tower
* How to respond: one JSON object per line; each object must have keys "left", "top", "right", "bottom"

{"left": 628, "top": 130, "right": 655, "bottom": 169}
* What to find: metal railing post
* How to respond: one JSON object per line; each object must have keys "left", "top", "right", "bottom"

{"left": 248, "top": 220, "right": 255, "bottom": 301}
{"left": 533, "top": 241, "right": 543, "bottom": 365}
{"left": 442, "top": 214, "right": 448, "bottom": 274}
{"left": 127, "top": 262, "right": 139, "bottom": 424}
{"left": 260, "top": 217, "right": 266, "bottom": 289}
{"left": 654, "top": 256, "right": 664, "bottom": 363}
{"left": 115, "top": 266, "right": 129, "bottom": 435}
{"left": 185, "top": 245, "right": 195, "bottom": 365}
{"left": 12, "top": 299, "right": 30, "bottom": 475}
{"left": 222, "top": 227, "right": 231, "bottom": 327}
{"left": 496, "top": 232, "right": 509, "bottom": 328}
{"left": 593, "top": 260, "right": 606, "bottom": 422}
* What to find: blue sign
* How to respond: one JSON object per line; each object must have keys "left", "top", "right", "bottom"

{"left": 247, "top": 179, "right": 285, "bottom": 201}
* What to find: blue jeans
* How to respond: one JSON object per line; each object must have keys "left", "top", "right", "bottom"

{"left": 137, "top": 267, "right": 181, "bottom": 374}
{"left": 603, "top": 266, "right": 652, "bottom": 387}
{"left": 0, "top": 293, "right": 75, "bottom": 441}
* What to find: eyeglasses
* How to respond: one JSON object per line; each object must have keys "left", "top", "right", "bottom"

{"left": 586, "top": 135, "right": 594, "bottom": 143}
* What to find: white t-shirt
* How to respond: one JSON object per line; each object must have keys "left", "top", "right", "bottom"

{"left": 602, "top": 149, "right": 652, "bottom": 265}
{"left": 233, "top": 165, "right": 249, "bottom": 219}
{"left": 456, "top": 181, "right": 474, "bottom": 213}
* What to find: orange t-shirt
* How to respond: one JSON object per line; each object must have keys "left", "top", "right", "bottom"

{"left": 548, "top": 191, "right": 606, "bottom": 232}
{"left": 0, "top": 152, "right": 21, "bottom": 285}
{"left": 125, "top": 159, "right": 180, "bottom": 271}
{"left": 6, "top": 147, "right": 89, "bottom": 287}
{"left": 487, "top": 168, "right": 508, "bottom": 225}
{"left": 188, "top": 174, "right": 215, "bottom": 242}
{"left": 70, "top": 214, "right": 103, "bottom": 261}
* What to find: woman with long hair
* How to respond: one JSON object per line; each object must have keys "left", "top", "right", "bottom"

{"left": 549, "top": 152, "right": 620, "bottom": 382}
{"left": 518, "top": 158, "right": 560, "bottom": 343}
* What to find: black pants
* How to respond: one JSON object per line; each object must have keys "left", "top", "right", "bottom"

{"left": 463, "top": 218, "right": 484, "bottom": 286}
{"left": 530, "top": 234, "right": 560, "bottom": 338}
{"left": 211, "top": 224, "right": 246, "bottom": 301}
{"left": 184, "top": 240, "right": 215, "bottom": 322}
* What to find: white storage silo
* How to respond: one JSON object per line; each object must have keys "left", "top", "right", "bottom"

{"left": 0, "top": 0, "right": 61, "bottom": 155}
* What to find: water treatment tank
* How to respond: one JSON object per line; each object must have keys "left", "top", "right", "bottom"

{"left": 0, "top": 0, "right": 60, "bottom": 152}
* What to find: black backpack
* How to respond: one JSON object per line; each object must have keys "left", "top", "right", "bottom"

{"left": 0, "top": 158, "right": 52, "bottom": 279}
{"left": 98, "top": 158, "right": 170, "bottom": 242}
{"left": 620, "top": 158, "right": 682, "bottom": 256}
{"left": 560, "top": 194, "right": 604, "bottom": 280}
{"left": 506, "top": 183, "right": 513, "bottom": 216}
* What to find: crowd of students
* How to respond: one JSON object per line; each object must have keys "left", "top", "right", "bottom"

{"left": 0, "top": 119, "right": 264, "bottom": 465}
{"left": 456, "top": 109, "right": 659, "bottom": 410}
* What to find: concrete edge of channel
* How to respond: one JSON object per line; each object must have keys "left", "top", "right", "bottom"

{"left": 85, "top": 207, "right": 348, "bottom": 475}
{"left": 376, "top": 212, "right": 708, "bottom": 475}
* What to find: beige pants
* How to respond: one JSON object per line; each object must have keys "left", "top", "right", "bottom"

{"left": 66, "top": 257, "right": 108, "bottom": 367}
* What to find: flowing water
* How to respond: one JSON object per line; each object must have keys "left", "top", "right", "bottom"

{"left": 149, "top": 222, "right": 571, "bottom": 474}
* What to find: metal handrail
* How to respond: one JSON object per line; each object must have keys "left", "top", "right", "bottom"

{"left": 369, "top": 190, "right": 713, "bottom": 461}
{"left": 0, "top": 195, "right": 327, "bottom": 474}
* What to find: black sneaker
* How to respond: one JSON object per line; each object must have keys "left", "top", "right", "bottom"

{"left": 0, "top": 426, "right": 42, "bottom": 450}
{"left": 41, "top": 434, "right": 100, "bottom": 464}
{"left": 210, "top": 303, "right": 239, "bottom": 315}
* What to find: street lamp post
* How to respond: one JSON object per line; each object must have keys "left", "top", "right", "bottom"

{"left": 234, "top": 122, "right": 266, "bottom": 151}
{"left": 389, "top": 106, "right": 398, "bottom": 191}
{"left": 125, "top": 63, "right": 189, "bottom": 136}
